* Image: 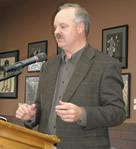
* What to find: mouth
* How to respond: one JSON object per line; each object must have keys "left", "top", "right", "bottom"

{"left": 56, "top": 38, "right": 64, "bottom": 43}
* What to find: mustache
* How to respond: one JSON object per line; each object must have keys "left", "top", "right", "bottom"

{"left": 55, "top": 34, "right": 64, "bottom": 39}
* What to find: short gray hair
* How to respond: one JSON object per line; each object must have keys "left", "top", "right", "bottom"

{"left": 59, "top": 3, "right": 91, "bottom": 37}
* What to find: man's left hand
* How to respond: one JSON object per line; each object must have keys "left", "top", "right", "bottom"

{"left": 55, "top": 101, "right": 82, "bottom": 122}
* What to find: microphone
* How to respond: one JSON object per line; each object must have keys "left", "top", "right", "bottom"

{"left": 4, "top": 53, "right": 46, "bottom": 72}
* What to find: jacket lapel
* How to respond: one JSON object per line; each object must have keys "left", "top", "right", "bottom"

{"left": 62, "top": 45, "right": 95, "bottom": 102}
{"left": 45, "top": 55, "right": 62, "bottom": 110}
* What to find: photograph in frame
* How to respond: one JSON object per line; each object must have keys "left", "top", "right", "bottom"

{"left": 28, "top": 40, "right": 48, "bottom": 72}
{"left": 25, "top": 76, "right": 39, "bottom": 105}
{"left": 122, "top": 73, "right": 130, "bottom": 118}
{"left": 0, "top": 50, "right": 19, "bottom": 98}
{"left": 102, "top": 25, "right": 128, "bottom": 69}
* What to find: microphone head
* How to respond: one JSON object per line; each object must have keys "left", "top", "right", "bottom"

{"left": 35, "top": 53, "right": 47, "bottom": 62}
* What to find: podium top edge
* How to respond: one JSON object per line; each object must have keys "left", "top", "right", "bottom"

{"left": 0, "top": 120, "right": 60, "bottom": 144}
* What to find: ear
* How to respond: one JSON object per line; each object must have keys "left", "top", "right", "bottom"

{"left": 78, "top": 22, "right": 85, "bottom": 34}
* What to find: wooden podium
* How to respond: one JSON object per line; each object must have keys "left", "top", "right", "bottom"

{"left": 0, "top": 120, "right": 60, "bottom": 149}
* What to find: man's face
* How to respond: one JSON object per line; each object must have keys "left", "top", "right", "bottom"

{"left": 54, "top": 8, "right": 80, "bottom": 50}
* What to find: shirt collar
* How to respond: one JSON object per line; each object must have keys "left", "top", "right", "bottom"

{"left": 61, "top": 43, "right": 88, "bottom": 64}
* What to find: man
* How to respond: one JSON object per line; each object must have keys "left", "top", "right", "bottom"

{"left": 16, "top": 3, "right": 126, "bottom": 149}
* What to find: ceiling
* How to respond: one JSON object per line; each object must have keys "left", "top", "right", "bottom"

{"left": 0, "top": 0, "right": 26, "bottom": 10}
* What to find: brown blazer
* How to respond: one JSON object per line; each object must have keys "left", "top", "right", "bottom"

{"left": 32, "top": 44, "right": 126, "bottom": 149}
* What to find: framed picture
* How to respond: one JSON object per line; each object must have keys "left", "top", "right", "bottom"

{"left": 0, "top": 50, "right": 19, "bottom": 98}
{"left": 102, "top": 25, "right": 128, "bottom": 69}
{"left": 25, "top": 76, "right": 39, "bottom": 104}
{"left": 28, "top": 40, "right": 48, "bottom": 72}
{"left": 122, "top": 73, "right": 130, "bottom": 118}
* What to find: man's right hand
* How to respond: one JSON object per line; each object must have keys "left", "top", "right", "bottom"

{"left": 16, "top": 104, "right": 36, "bottom": 121}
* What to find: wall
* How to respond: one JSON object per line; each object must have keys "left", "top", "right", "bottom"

{"left": 0, "top": 0, "right": 136, "bottom": 148}
{"left": 109, "top": 123, "right": 136, "bottom": 149}
{"left": 0, "top": 0, "right": 59, "bottom": 115}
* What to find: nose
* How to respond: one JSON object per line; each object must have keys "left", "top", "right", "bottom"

{"left": 54, "top": 26, "right": 60, "bottom": 35}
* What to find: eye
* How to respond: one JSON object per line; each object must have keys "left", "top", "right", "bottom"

{"left": 61, "top": 26, "right": 66, "bottom": 29}
{"left": 60, "top": 24, "right": 68, "bottom": 29}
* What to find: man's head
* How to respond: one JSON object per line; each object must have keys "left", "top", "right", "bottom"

{"left": 54, "top": 3, "right": 90, "bottom": 52}
{"left": 59, "top": 3, "right": 90, "bottom": 37}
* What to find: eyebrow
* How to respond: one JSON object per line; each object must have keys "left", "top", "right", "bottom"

{"left": 54, "top": 23, "right": 68, "bottom": 28}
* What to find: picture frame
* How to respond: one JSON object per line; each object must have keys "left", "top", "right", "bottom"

{"left": 122, "top": 73, "right": 130, "bottom": 118}
{"left": 28, "top": 40, "right": 48, "bottom": 72}
{"left": 102, "top": 25, "right": 128, "bottom": 69}
{"left": 25, "top": 76, "right": 39, "bottom": 104}
{"left": 0, "top": 50, "right": 19, "bottom": 98}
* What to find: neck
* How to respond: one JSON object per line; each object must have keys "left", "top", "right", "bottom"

{"left": 64, "top": 41, "right": 87, "bottom": 61}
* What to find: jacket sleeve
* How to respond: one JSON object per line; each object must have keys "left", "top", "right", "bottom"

{"left": 84, "top": 60, "right": 126, "bottom": 130}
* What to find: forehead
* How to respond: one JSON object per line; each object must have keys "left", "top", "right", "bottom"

{"left": 54, "top": 8, "right": 76, "bottom": 24}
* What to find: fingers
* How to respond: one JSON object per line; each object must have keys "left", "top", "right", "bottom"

{"left": 56, "top": 101, "right": 82, "bottom": 122}
{"left": 56, "top": 109, "right": 77, "bottom": 122}
{"left": 17, "top": 104, "right": 30, "bottom": 115}
{"left": 16, "top": 104, "right": 26, "bottom": 119}
{"left": 16, "top": 104, "right": 36, "bottom": 121}
{"left": 31, "top": 104, "right": 36, "bottom": 110}
{"left": 56, "top": 101, "right": 71, "bottom": 110}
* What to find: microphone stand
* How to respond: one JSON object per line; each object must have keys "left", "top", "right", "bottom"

{"left": 0, "top": 68, "right": 23, "bottom": 82}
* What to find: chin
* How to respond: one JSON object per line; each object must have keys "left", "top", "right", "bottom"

{"left": 58, "top": 44, "right": 65, "bottom": 49}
